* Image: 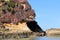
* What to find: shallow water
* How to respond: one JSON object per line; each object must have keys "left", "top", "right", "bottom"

{"left": 0, "top": 36, "right": 60, "bottom": 40}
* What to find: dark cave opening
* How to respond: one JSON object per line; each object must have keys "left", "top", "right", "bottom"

{"left": 26, "top": 21, "right": 44, "bottom": 32}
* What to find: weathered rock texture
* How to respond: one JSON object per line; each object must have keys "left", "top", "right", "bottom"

{"left": 0, "top": 0, "right": 45, "bottom": 35}
{"left": 0, "top": 0, "right": 35, "bottom": 24}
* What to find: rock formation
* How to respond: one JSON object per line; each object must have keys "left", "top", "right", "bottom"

{"left": 46, "top": 28, "right": 60, "bottom": 36}
{"left": 0, "top": 0, "right": 45, "bottom": 34}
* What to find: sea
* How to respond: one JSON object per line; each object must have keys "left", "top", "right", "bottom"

{"left": 0, "top": 35, "right": 60, "bottom": 40}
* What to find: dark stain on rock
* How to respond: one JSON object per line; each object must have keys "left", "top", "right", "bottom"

{"left": 27, "top": 21, "right": 43, "bottom": 32}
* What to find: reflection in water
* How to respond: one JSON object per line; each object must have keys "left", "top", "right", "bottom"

{"left": 46, "top": 35, "right": 60, "bottom": 38}
{"left": 0, "top": 36, "right": 38, "bottom": 40}
{"left": 1, "top": 36, "right": 60, "bottom": 40}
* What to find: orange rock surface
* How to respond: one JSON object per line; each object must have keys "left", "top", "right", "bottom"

{"left": 3, "top": 22, "right": 32, "bottom": 33}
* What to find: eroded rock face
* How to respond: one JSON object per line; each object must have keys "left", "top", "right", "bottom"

{"left": 0, "top": 0, "right": 35, "bottom": 24}
{"left": 0, "top": 0, "right": 45, "bottom": 34}
{"left": 3, "top": 22, "right": 32, "bottom": 33}
{"left": 0, "top": 0, "right": 35, "bottom": 33}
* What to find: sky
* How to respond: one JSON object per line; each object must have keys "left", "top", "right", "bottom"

{"left": 28, "top": 0, "right": 60, "bottom": 31}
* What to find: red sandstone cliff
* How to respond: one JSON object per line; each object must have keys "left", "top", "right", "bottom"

{"left": 0, "top": 0, "right": 44, "bottom": 34}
